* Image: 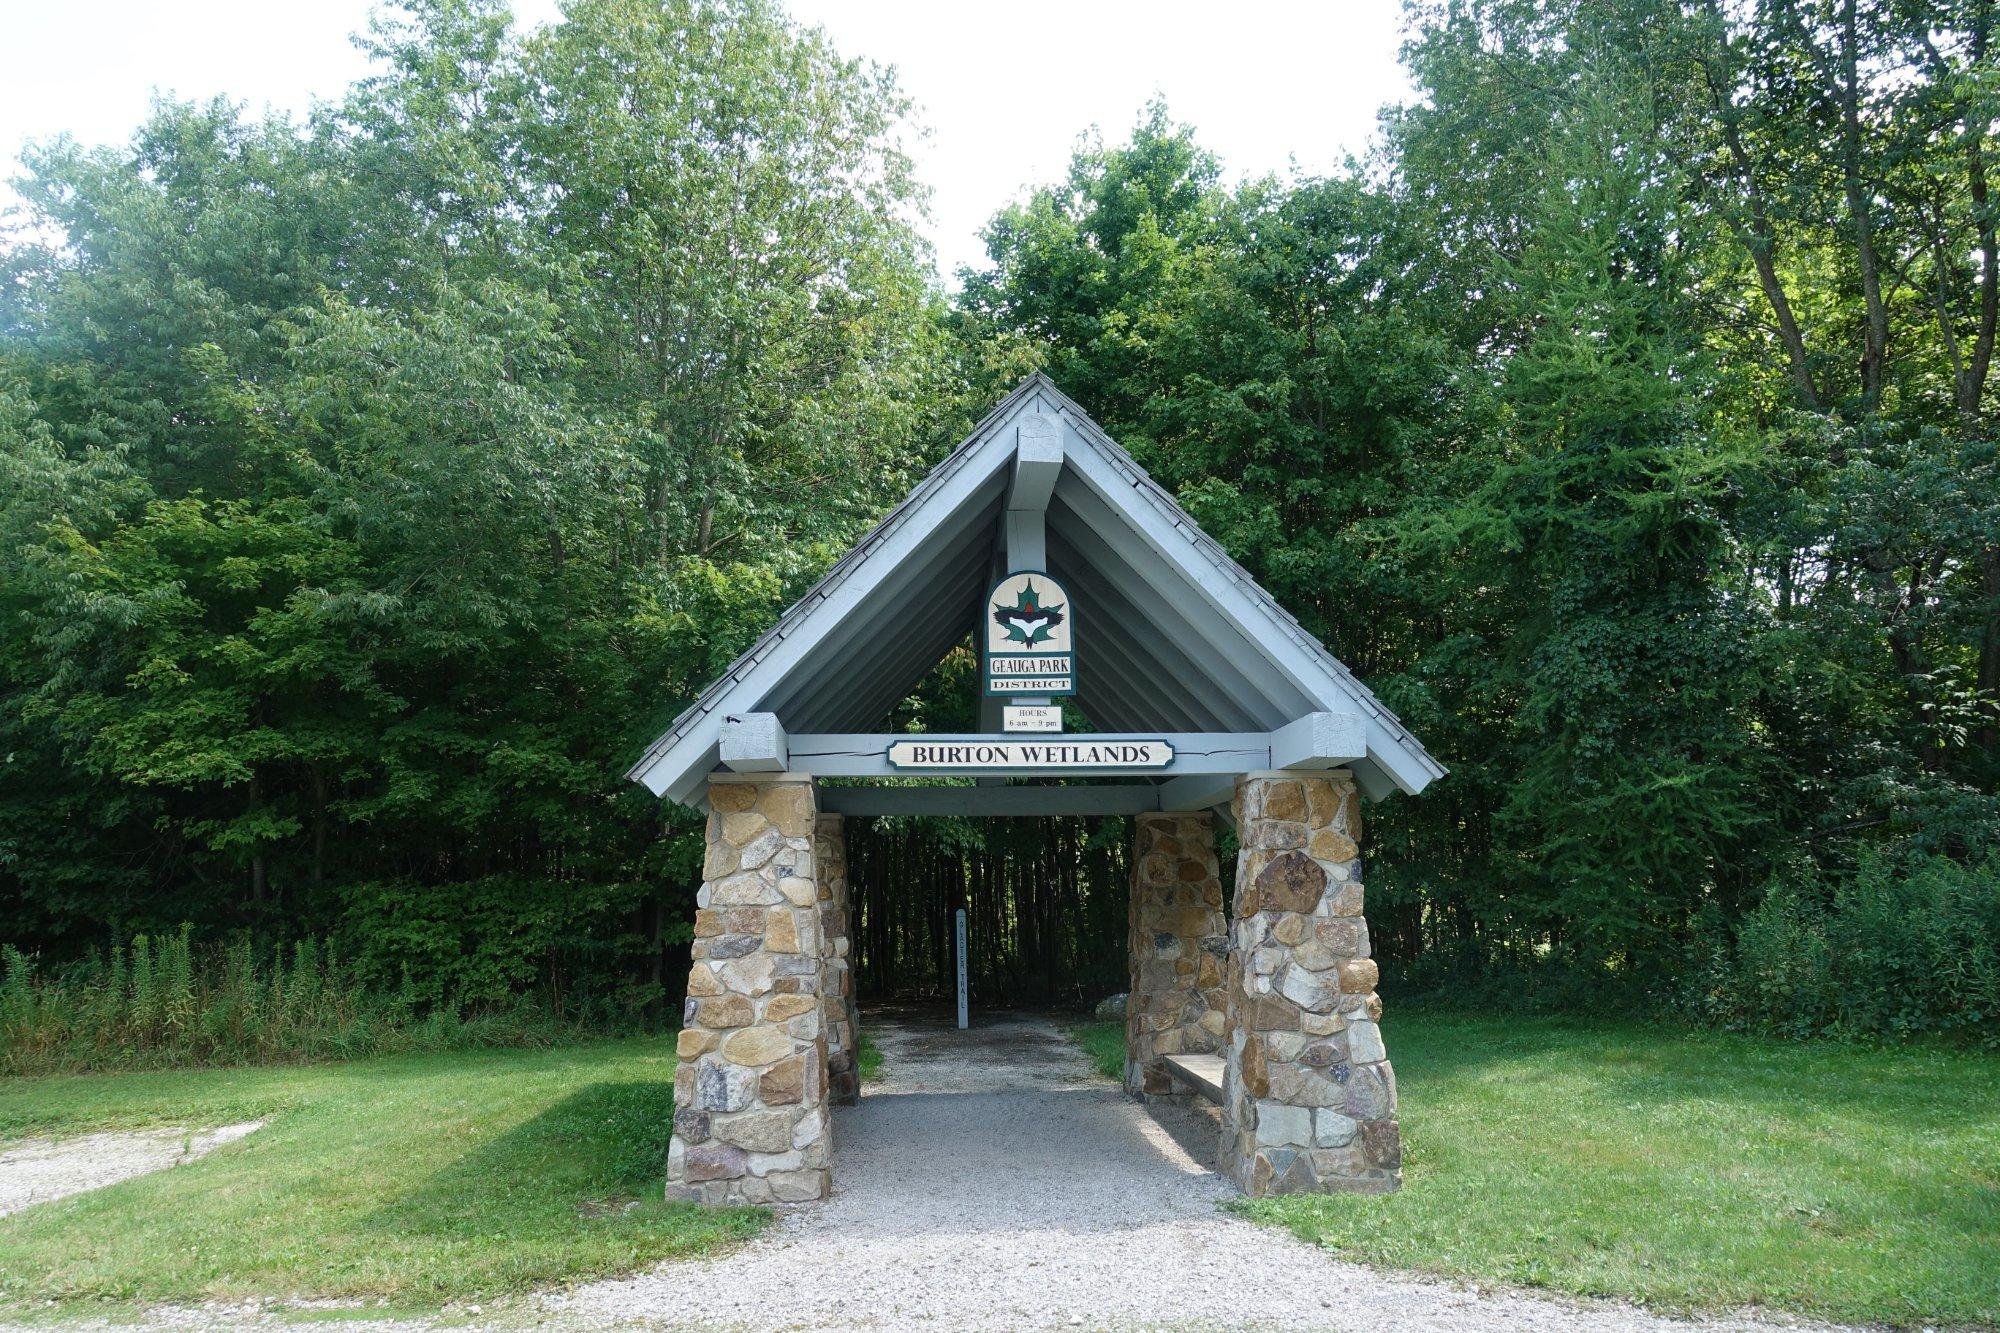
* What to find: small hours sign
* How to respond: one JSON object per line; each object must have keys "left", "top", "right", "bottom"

{"left": 1003, "top": 704, "right": 1062, "bottom": 732}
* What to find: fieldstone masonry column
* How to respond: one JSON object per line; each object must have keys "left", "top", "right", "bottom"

{"left": 1125, "top": 812, "right": 1229, "bottom": 1096}
{"left": 1220, "top": 770, "right": 1401, "bottom": 1195}
{"left": 667, "top": 774, "right": 831, "bottom": 1205}
{"left": 815, "top": 813, "right": 861, "bottom": 1105}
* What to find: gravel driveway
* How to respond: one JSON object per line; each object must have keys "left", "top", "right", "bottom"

{"left": 0, "top": 1120, "right": 262, "bottom": 1218}
{"left": 550, "top": 1009, "right": 1856, "bottom": 1333}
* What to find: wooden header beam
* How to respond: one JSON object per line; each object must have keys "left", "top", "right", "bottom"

{"left": 1154, "top": 711, "right": 1365, "bottom": 811}
{"left": 818, "top": 786, "right": 1164, "bottom": 817}
{"left": 784, "top": 731, "right": 1269, "bottom": 779}
{"left": 719, "top": 713, "right": 788, "bottom": 772}
{"left": 715, "top": 712, "right": 1364, "bottom": 799}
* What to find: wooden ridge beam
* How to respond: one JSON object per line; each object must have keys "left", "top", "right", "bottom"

{"left": 1008, "top": 414, "right": 1064, "bottom": 514}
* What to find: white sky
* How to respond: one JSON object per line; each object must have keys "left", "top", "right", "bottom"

{"left": 0, "top": 0, "right": 1412, "bottom": 281}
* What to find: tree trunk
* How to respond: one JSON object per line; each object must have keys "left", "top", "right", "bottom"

{"left": 1980, "top": 548, "right": 2000, "bottom": 759}
{"left": 248, "top": 775, "right": 268, "bottom": 907}
{"left": 1697, "top": 0, "right": 1826, "bottom": 413}
{"left": 1838, "top": 0, "right": 1889, "bottom": 405}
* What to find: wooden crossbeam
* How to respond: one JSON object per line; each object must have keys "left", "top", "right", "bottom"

{"left": 719, "top": 713, "right": 788, "bottom": 772}
{"left": 817, "top": 786, "right": 1164, "bottom": 817}
{"left": 718, "top": 710, "right": 1364, "bottom": 783}
{"left": 783, "top": 731, "right": 1270, "bottom": 779}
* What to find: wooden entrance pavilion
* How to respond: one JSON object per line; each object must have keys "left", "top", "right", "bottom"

{"left": 626, "top": 375, "right": 1444, "bottom": 1204}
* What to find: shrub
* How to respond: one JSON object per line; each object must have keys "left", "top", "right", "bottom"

{"left": 1691, "top": 850, "right": 2000, "bottom": 1044}
{"left": 0, "top": 927, "right": 594, "bottom": 1075}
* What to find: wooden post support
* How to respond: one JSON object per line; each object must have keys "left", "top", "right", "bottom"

{"left": 719, "top": 713, "right": 788, "bottom": 772}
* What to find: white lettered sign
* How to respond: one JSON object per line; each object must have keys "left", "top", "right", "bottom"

{"left": 984, "top": 571, "right": 1075, "bottom": 697}
{"left": 1003, "top": 704, "right": 1062, "bottom": 733}
{"left": 886, "top": 739, "right": 1173, "bottom": 770}
{"left": 955, "top": 907, "right": 969, "bottom": 1030}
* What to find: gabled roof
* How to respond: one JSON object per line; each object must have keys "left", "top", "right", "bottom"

{"left": 625, "top": 374, "right": 1445, "bottom": 807}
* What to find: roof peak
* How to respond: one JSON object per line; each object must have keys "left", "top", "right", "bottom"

{"left": 625, "top": 380, "right": 1444, "bottom": 806}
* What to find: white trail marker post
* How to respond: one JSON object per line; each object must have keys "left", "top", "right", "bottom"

{"left": 955, "top": 907, "right": 969, "bottom": 1030}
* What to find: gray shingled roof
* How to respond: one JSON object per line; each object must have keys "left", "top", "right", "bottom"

{"left": 625, "top": 374, "right": 1445, "bottom": 805}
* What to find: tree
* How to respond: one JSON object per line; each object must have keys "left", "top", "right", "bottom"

{"left": 0, "top": 0, "right": 955, "bottom": 1010}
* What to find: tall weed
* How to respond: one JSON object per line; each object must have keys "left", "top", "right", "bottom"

{"left": 0, "top": 928, "right": 590, "bottom": 1074}
{"left": 1690, "top": 851, "right": 2000, "bottom": 1044}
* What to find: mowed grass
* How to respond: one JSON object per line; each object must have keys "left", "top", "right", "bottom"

{"left": 857, "top": 1030, "right": 885, "bottom": 1082}
{"left": 1067, "top": 1018, "right": 1126, "bottom": 1080}
{"left": 0, "top": 1037, "right": 763, "bottom": 1311}
{"left": 1072, "top": 1013, "right": 2000, "bottom": 1327}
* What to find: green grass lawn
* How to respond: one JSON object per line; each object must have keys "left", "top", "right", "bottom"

{"left": 856, "top": 1029, "right": 885, "bottom": 1082}
{"left": 0, "top": 1037, "right": 763, "bottom": 1312}
{"left": 1067, "top": 1018, "right": 1126, "bottom": 1081}
{"left": 1072, "top": 1013, "right": 2000, "bottom": 1327}
{"left": 7, "top": 1011, "right": 1992, "bottom": 1326}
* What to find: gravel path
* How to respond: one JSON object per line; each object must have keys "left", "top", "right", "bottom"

{"left": 549, "top": 1009, "right": 1858, "bottom": 1333}
{"left": 0, "top": 1017, "right": 1864, "bottom": 1332}
{"left": 0, "top": 1120, "right": 263, "bottom": 1218}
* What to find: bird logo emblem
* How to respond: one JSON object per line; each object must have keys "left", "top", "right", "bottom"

{"left": 992, "top": 580, "right": 1066, "bottom": 647}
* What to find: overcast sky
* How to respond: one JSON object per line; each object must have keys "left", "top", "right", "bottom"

{"left": 0, "top": 0, "right": 1413, "bottom": 281}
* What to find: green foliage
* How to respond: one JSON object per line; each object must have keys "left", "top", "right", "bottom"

{"left": 1399, "top": 54, "right": 1770, "bottom": 968}
{"left": 0, "top": 0, "right": 960, "bottom": 1004}
{"left": 961, "top": 6, "right": 2000, "bottom": 1028}
{"left": 847, "top": 806, "right": 1130, "bottom": 1007}
{"left": 4, "top": 0, "right": 1998, "bottom": 1044}
{"left": 0, "top": 928, "right": 585, "bottom": 1074}
{"left": 1692, "top": 851, "right": 2000, "bottom": 1043}
{"left": 331, "top": 874, "right": 650, "bottom": 1014}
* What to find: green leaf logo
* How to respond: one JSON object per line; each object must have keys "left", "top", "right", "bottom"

{"left": 992, "top": 580, "right": 1066, "bottom": 646}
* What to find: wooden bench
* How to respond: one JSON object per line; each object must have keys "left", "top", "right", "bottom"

{"left": 1160, "top": 1053, "right": 1225, "bottom": 1104}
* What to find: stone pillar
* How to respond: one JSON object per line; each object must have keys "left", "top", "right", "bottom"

{"left": 1124, "top": 812, "right": 1229, "bottom": 1097}
{"left": 1219, "top": 770, "right": 1400, "bottom": 1195}
{"left": 668, "top": 774, "right": 832, "bottom": 1205}
{"left": 816, "top": 813, "right": 861, "bottom": 1106}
